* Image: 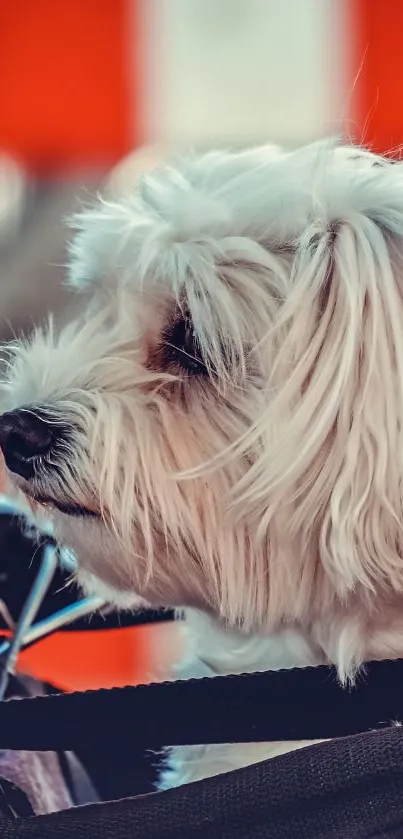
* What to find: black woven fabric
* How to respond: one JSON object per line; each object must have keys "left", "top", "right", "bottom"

{"left": 0, "top": 727, "right": 403, "bottom": 838}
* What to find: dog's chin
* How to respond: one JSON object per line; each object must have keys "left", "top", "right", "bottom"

{"left": 11, "top": 481, "right": 201, "bottom": 614}
{"left": 50, "top": 506, "right": 151, "bottom": 609}
{"left": 77, "top": 566, "right": 150, "bottom": 611}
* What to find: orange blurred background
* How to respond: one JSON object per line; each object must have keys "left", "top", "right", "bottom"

{"left": 0, "top": 0, "right": 138, "bottom": 172}
{"left": 0, "top": 0, "right": 402, "bottom": 692}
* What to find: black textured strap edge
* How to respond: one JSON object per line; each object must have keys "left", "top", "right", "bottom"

{"left": 1, "top": 658, "right": 403, "bottom": 751}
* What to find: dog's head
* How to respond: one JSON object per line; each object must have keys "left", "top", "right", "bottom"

{"left": 1, "top": 141, "right": 403, "bottom": 631}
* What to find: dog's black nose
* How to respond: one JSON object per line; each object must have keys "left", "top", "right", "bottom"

{"left": 0, "top": 410, "right": 54, "bottom": 479}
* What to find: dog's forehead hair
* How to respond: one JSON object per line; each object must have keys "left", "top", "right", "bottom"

{"left": 66, "top": 141, "right": 392, "bottom": 295}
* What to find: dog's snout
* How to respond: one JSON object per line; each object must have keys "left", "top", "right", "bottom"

{"left": 0, "top": 410, "right": 54, "bottom": 479}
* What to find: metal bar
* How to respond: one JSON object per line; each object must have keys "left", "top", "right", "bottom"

{"left": 0, "top": 543, "right": 58, "bottom": 700}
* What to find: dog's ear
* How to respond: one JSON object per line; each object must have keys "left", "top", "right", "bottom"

{"left": 232, "top": 159, "right": 403, "bottom": 598}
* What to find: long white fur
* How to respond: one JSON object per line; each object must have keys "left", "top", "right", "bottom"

{"left": 3, "top": 140, "right": 403, "bottom": 786}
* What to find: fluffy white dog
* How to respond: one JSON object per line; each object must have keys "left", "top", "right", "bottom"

{"left": 0, "top": 140, "right": 402, "bottom": 787}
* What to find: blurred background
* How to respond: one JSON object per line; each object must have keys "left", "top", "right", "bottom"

{"left": 0, "top": 0, "right": 401, "bottom": 691}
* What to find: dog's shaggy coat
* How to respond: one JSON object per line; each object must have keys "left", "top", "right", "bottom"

{"left": 2, "top": 141, "right": 403, "bottom": 785}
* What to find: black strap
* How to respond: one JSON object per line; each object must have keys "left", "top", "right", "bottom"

{"left": 1, "top": 658, "right": 403, "bottom": 751}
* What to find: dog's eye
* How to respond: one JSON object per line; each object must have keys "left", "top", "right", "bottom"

{"left": 163, "top": 315, "right": 207, "bottom": 375}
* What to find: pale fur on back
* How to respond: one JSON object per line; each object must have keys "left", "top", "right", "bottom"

{"left": 3, "top": 140, "right": 403, "bottom": 787}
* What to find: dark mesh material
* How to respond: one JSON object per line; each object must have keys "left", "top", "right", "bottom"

{"left": 1, "top": 727, "right": 403, "bottom": 838}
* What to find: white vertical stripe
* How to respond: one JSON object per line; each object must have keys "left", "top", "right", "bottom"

{"left": 141, "top": 0, "right": 351, "bottom": 149}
